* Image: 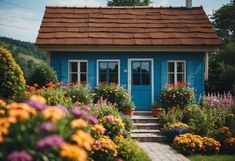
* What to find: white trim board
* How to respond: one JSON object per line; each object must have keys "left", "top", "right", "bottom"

{"left": 127, "top": 58, "right": 154, "bottom": 105}
{"left": 96, "top": 59, "right": 120, "bottom": 85}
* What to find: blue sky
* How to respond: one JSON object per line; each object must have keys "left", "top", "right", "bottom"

{"left": 0, "top": 0, "right": 230, "bottom": 42}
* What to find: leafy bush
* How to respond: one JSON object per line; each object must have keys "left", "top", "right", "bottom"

{"left": 159, "top": 108, "right": 183, "bottom": 127}
{"left": 114, "top": 136, "right": 151, "bottom": 161}
{"left": 121, "top": 115, "right": 134, "bottom": 133}
{"left": 64, "top": 83, "right": 93, "bottom": 104}
{"left": 182, "top": 104, "right": 202, "bottom": 123}
{"left": 28, "top": 63, "right": 57, "bottom": 87}
{"left": 0, "top": 47, "right": 25, "bottom": 98}
{"left": 160, "top": 82, "right": 195, "bottom": 110}
{"left": 94, "top": 83, "right": 135, "bottom": 111}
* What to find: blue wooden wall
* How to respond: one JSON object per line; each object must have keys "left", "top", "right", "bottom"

{"left": 50, "top": 52, "right": 205, "bottom": 102}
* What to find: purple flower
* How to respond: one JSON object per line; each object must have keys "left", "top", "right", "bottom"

{"left": 104, "top": 115, "right": 114, "bottom": 122}
{"left": 39, "top": 122, "right": 56, "bottom": 132}
{"left": 56, "top": 105, "right": 68, "bottom": 113}
{"left": 70, "top": 108, "right": 87, "bottom": 117}
{"left": 86, "top": 115, "right": 98, "bottom": 124}
{"left": 36, "top": 135, "right": 64, "bottom": 149}
{"left": 83, "top": 105, "right": 91, "bottom": 111}
{"left": 25, "top": 100, "right": 46, "bottom": 111}
{"left": 7, "top": 150, "right": 32, "bottom": 161}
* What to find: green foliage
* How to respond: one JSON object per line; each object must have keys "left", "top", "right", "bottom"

{"left": 28, "top": 63, "right": 58, "bottom": 87}
{"left": 0, "top": 47, "right": 26, "bottom": 98}
{"left": 94, "top": 83, "right": 135, "bottom": 111}
{"left": 182, "top": 104, "right": 202, "bottom": 123}
{"left": 107, "top": 0, "right": 151, "bottom": 6}
{"left": 121, "top": 115, "right": 133, "bottom": 132}
{"left": 64, "top": 84, "right": 93, "bottom": 104}
{"left": 188, "top": 154, "right": 235, "bottom": 161}
{"left": 41, "top": 88, "right": 72, "bottom": 107}
{"left": 159, "top": 108, "right": 183, "bottom": 127}
{"left": 114, "top": 136, "right": 151, "bottom": 161}
{"left": 160, "top": 83, "right": 195, "bottom": 110}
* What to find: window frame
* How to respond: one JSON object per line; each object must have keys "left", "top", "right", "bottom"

{"left": 96, "top": 59, "right": 120, "bottom": 85}
{"left": 167, "top": 60, "right": 186, "bottom": 84}
{"left": 68, "top": 60, "right": 88, "bottom": 83}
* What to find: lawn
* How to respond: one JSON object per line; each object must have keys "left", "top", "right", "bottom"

{"left": 188, "top": 155, "right": 235, "bottom": 161}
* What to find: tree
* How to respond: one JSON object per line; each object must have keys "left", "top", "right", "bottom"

{"left": 0, "top": 47, "right": 26, "bottom": 98}
{"left": 212, "top": 0, "right": 235, "bottom": 42}
{"left": 28, "top": 63, "right": 58, "bottom": 87}
{"left": 107, "top": 0, "right": 151, "bottom": 6}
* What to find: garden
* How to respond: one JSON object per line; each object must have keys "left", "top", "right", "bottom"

{"left": 158, "top": 82, "right": 235, "bottom": 161}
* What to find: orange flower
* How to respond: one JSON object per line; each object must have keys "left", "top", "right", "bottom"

{"left": 71, "top": 130, "right": 94, "bottom": 151}
{"left": 30, "top": 95, "right": 47, "bottom": 104}
{"left": 42, "top": 106, "right": 66, "bottom": 122}
{"left": 33, "top": 83, "right": 39, "bottom": 88}
{"left": 0, "top": 109, "right": 5, "bottom": 115}
{"left": 92, "top": 124, "right": 106, "bottom": 134}
{"left": 70, "top": 119, "right": 88, "bottom": 128}
{"left": 0, "top": 99, "right": 6, "bottom": 107}
{"left": 5, "top": 103, "right": 36, "bottom": 115}
{"left": 219, "top": 126, "right": 229, "bottom": 133}
{"left": 60, "top": 143, "right": 88, "bottom": 161}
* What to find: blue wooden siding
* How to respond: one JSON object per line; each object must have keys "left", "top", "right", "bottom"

{"left": 50, "top": 52, "right": 205, "bottom": 102}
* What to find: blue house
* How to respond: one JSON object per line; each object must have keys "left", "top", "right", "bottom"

{"left": 36, "top": 5, "right": 219, "bottom": 111}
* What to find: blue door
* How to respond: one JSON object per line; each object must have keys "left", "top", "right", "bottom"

{"left": 131, "top": 61, "right": 152, "bottom": 111}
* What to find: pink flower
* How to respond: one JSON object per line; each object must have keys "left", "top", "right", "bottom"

{"left": 104, "top": 115, "right": 114, "bottom": 122}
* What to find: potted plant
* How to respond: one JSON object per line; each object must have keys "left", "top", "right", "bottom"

{"left": 152, "top": 101, "right": 163, "bottom": 117}
{"left": 124, "top": 101, "right": 135, "bottom": 117}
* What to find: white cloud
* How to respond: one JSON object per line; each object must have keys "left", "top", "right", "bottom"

{"left": 46, "top": 0, "right": 105, "bottom": 7}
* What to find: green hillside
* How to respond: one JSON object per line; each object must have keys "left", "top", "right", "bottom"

{"left": 0, "top": 36, "right": 47, "bottom": 80}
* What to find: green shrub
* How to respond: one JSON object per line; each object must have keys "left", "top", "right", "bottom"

{"left": 182, "top": 104, "right": 202, "bottom": 123}
{"left": 159, "top": 108, "right": 183, "bottom": 128}
{"left": 64, "top": 84, "right": 93, "bottom": 104}
{"left": 94, "top": 83, "right": 135, "bottom": 111}
{"left": 0, "top": 47, "right": 25, "bottom": 98}
{"left": 122, "top": 115, "right": 133, "bottom": 132}
{"left": 160, "top": 82, "right": 195, "bottom": 110}
{"left": 114, "top": 136, "right": 151, "bottom": 161}
{"left": 41, "top": 88, "right": 72, "bottom": 107}
{"left": 28, "top": 63, "right": 57, "bottom": 87}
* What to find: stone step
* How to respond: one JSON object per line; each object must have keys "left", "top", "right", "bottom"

{"left": 131, "top": 133, "right": 165, "bottom": 142}
{"left": 132, "top": 115, "right": 159, "bottom": 123}
{"left": 131, "top": 129, "right": 161, "bottom": 133}
{"left": 134, "top": 123, "right": 160, "bottom": 130}
{"left": 134, "top": 111, "right": 152, "bottom": 116}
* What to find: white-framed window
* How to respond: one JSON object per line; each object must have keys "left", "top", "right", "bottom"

{"left": 97, "top": 60, "right": 120, "bottom": 85}
{"left": 168, "top": 61, "right": 186, "bottom": 84}
{"left": 68, "top": 60, "right": 88, "bottom": 83}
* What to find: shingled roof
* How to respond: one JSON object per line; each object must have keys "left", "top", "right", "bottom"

{"left": 36, "top": 6, "right": 220, "bottom": 47}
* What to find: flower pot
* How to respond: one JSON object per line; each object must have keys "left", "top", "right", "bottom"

{"left": 152, "top": 108, "right": 163, "bottom": 117}
{"left": 125, "top": 109, "right": 135, "bottom": 117}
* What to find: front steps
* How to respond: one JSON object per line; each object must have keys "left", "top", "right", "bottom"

{"left": 131, "top": 111, "right": 165, "bottom": 142}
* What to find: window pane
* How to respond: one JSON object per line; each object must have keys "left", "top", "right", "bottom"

{"left": 133, "top": 73, "right": 141, "bottom": 85}
{"left": 70, "top": 62, "right": 77, "bottom": 72}
{"left": 132, "top": 62, "right": 141, "bottom": 72}
{"left": 141, "top": 62, "right": 150, "bottom": 73}
{"left": 80, "top": 62, "right": 87, "bottom": 72}
{"left": 80, "top": 73, "right": 87, "bottom": 82}
{"left": 100, "top": 62, "right": 107, "bottom": 72}
{"left": 168, "top": 62, "right": 174, "bottom": 72}
{"left": 168, "top": 74, "right": 175, "bottom": 84}
{"left": 109, "top": 73, "right": 118, "bottom": 83}
{"left": 142, "top": 73, "right": 150, "bottom": 85}
{"left": 177, "top": 62, "right": 184, "bottom": 72}
{"left": 109, "top": 62, "right": 118, "bottom": 72}
{"left": 177, "top": 74, "right": 185, "bottom": 82}
{"left": 70, "top": 73, "right": 78, "bottom": 83}
{"left": 99, "top": 72, "right": 107, "bottom": 83}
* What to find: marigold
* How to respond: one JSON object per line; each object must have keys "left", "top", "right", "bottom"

{"left": 71, "top": 130, "right": 94, "bottom": 151}
{"left": 60, "top": 143, "right": 88, "bottom": 161}
{"left": 42, "top": 106, "right": 66, "bottom": 122}
{"left": 219, "top": 126, "right": 230, "bottom": 133}
{"left": 5, "top": 103, "right": 36, "bottom": 115}
{"left": 224, "top": 137, "right": 235, "bottom": 144}
{"left": 70, "top": 119, "right": 88, "bottom": 128}
{"left": 30, "top": 95, "right": 47, "bottom": 104}
{"left": 92, "top": 124, "right": 106, "bottom": 134}
{"left": 169, "top": 122, "right": 189, "bottom": 129}
{"left": 0, "top": 99, "right": 6, "bottom": 107}
{"left": 0, "top": 109, "right": 5, "bottom": 115}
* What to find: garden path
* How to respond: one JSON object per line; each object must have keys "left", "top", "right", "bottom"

{"left": 140, "top": 142, "right": 190, "bottom": 161}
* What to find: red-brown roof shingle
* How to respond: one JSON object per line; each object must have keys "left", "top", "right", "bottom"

{"left": 36, "top": 6, "right": 220, "bottom": 46}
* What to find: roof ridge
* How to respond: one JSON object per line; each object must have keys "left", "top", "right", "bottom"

{"left": 45, "top": 6, "right": 203, "bottom": 9}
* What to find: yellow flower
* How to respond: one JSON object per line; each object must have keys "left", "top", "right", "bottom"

{"left": 42, "top": 106, "right": 66, "bottom": 122}
{"left": 0, "top": 109, "right": 5, "bottom": 115}
{"left": 70, "top": 119, "right": 88, "bottom": 129}
{"left": 92, "top": 124, "right": 106, "bottom": 134}
{"left": 60, "top": 143, "right": 88, "bottom": 161}
{"left": 0, "top": 99, "right": 6, "bottom": 107}
{"left": 169, "top": 122, "right": 189, "bottom": 129}
{"left": 30, "top": 95, "right": 47, "bottom": 104}
{"left": 96, "top": 136, "right": 117, "bottom": 157}
{"left": 8, "top": 110, "right": 30, "bottom": 121}
{"left": 71, "top": 130, "right": 94, "bottom": 151}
